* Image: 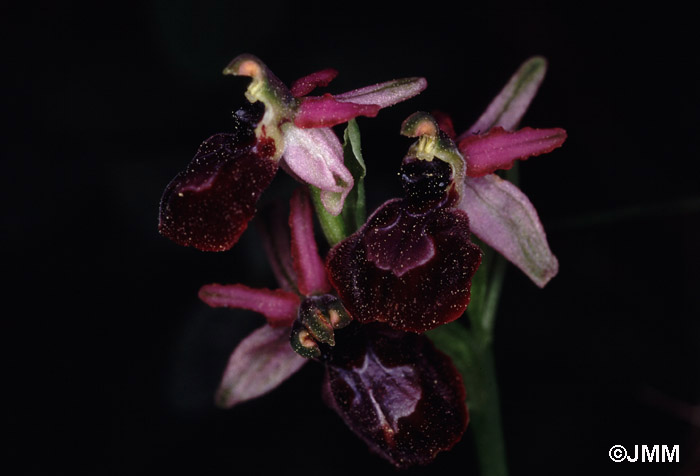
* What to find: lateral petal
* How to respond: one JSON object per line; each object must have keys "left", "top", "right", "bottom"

{"left": 199, "top": 283, "right": 300, "bottom": 327}
{"left": 459, "top": 126, "right": 567, "bottom": 177}
{"left": 290, "top": 68, "right": 339, "bottom": 97}
{"left": 459, "top": 174, "right": 558, "bottom": 287}
{"left": 215, "top": 326, "right": 306, "bottom": 408}
{"left": 294, "top": 94, "right": 380, "bottom": 128}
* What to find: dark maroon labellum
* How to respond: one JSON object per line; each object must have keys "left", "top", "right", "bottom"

{"left": 158, "top": 102, "right": 279, "bottom": 251}
{"left": 326, "top": 198, "right": 481, "bottom": 333}
{"left": 323, "top": 324, "right": 468, "bottom": 468}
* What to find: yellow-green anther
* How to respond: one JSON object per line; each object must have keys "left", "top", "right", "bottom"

{"left": 401, "top": 111, "right": 466, "bottom": 197}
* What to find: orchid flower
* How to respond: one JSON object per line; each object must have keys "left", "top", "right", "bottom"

{"left": 326, "top": 113, "right": 482, "bottom": 333}
{"left": 437, "top": 56, "right": 567, "bottom": 287}
{"left": 159, "top": 54, "right": 426, "bottom": 251}
{"left": 199, "top": 189, "right": 468, "bottom": 468}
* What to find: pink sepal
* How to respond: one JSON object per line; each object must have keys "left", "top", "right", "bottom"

{"left": 282, "top": 126, "right": 353, "bottom": 216}
{"left": 459, "top": 126, "right": 567, "bottom": 177}
{"left": 459, "top": 174, "right": 558, "bottom": 287}
{"left": 333, "top": 77, "right": 427, "bottom": 108}
{"left": 199, "top": 283, "right": 300, "bottom": 327}
{"left": 215, "top": 325, "right": 307, "bottom": 408}
{"left": 461, "top": 56, "right": 547, "bottom": 137}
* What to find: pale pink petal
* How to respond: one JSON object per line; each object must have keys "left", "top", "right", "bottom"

{"left": 215, "top": 326, "right": 307, "bottom": 408}
{"left": 461, "top": 56, "right": 547, "bottom": 137}
{"left": 282, "top": 126, "right": 353, "bottom": 216}
{"left": 289, "top": 188, "right": 331, "bottom": 295}
{"left": 199, "top": 284, "right": 300, "bottom": 328}
{"left": 459, "top": 126, "right": 567, "bottom": 177}
{"left": 459, "top": 174, "right": 558, "bottom": 287}
{"left": 294, "top": 94, "right": 380, "bottom": 128}
{"left": 333, "top": 77, "right": 427, "bottom": 108}
{"left": 290, "top": 68, "right": 338, "bottom": 97}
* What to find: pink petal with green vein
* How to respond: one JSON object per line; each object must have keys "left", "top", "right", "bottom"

{"left": 290, "top": 68, "right": 338, "bottom": 97}
{"left": 282, "top": 126, "right": 353, "bottom": 216}
{"left": 294, "top": 94, "right": 381, "bottom": 128}
{"left": 459, "top": 174, "right": 558, "bottom": 287}
{"left": 333, "top": 77, "right": 427, "bottom": 108}
{"left": 215, "top": 325, "right": 307, "bottom": 408}
{"left": 289, "top": 188, "right": 331, "bottom": 295}
{"left": 459, "top": 126, "right": 567, "bottom": 177}
{"left": 461, "top": 56, "right": 547, "bottom": 137}
{"left": 199, "top": 283, "right": 300, "bottom": 327}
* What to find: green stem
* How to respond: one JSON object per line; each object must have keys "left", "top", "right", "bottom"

{"left": 468, "top": 336, "right": 509, "bottom": 476}
{"left": 428, "top": 251, "right": 509, "bottom": 475}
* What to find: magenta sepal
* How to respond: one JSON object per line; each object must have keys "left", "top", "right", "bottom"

{"left": 294, "top": 94, "right": 381, "bottom": 128}
{"left": 215, "top": 325, "right": 307, "bottom": 408}
{"left": 326, "top": 199, "right": 482, "bottom": 333}
{"left": 290, "top": 68, "right": 338, "bottom": 97}
{"left": 289, "top": 188, "right": 331, "bottom": 295}
{"left": 323, "top": 324, "right": 468, "bottom": 468}
{"left": 459, "top": 126, "right": 567, "bottom": 177}
{"left": 199, "top": 284, "right": 300, "bottom": 327}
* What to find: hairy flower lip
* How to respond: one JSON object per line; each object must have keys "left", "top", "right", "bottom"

{"left": 326, "top": 198, "right": 482, "bottom": 333}
{"left": 324, "top": 323, "right": 468, "bottom": 469}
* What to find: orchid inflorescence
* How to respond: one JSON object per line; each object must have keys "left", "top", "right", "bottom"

{"left": 158, "top": 54, "right": 566, "bottom": 469}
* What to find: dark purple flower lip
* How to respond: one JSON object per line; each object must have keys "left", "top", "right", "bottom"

{"left": 158, "top": 102, "right": 280, "bottom": 251}
{"left": 323, "top": 323, "right": 468, "bottom": 468}
{"left": 326, "top": 197, "right": 481, "bottom": 333}
{"left": 326, "top": 114, "right": 481, "bottom": 334}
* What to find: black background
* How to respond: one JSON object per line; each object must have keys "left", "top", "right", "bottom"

{"left": 6, "top": 2, "right": 699, "bottom": 475}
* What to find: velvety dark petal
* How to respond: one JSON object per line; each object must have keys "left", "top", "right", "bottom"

{"left": 326, "top": 200, "right": 482, "bottom": 333}
{"left": 294, "top": 94, "right": 381, "bottom": 128}
{"left": 323, "top": 324, "right": 468, "bottom": 468}
{"left": 158, "top": 130, "right": 278, "bottom": 251}
{"left": 290, "top": 68, "right": 338, "bottom": 97}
